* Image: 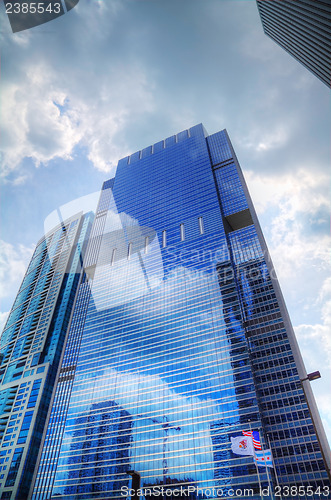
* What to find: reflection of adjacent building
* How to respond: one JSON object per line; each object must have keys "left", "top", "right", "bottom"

{"left": 63, "top": 401, "right": 133, "bottom": 497}
{"left": 2, "top": 124, "right": 329, "bottom": 499}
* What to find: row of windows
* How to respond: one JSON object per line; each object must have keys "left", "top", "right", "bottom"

{"left": 255, "top": 368, "right": 299, "bottom": 384}
{"left": 264, "top": 410, "right": 311, "bottom": 426}
{"left": 253, "top": 355, "right": 295, "bottom": 373}
{"left": 258, "top": 381, "right": 300, "bottom": 398}
{"left": 261, "top": 395, "right": 306, "bottom": 411}
{"left": 78, "top": 328, "right": 246, "bottom": 360}
{"left": 65, "top": 387, "right": 255, "bottom": 422}
{"left": 268, "top": 424, "right": 316, "bottom": 442}
{"left": 274, "top": 441, "right": 321, "bottom": 458}
{"left": 81, "top": 320, "right": 245, "bottom": 353}
{"left": 68, "top": 381, "right": 253, "bottom": 415}
{"left": 70, "top": 367, "right": 250, "bottom": 400}
{"left": 62, "top": 396, "right": 257, "bottom": 430}
{"left": 109, "top": 218, "right": 206, "bottom": 265}
{"left": 123, "top": 127, "right": 195, "bottom": 166}
{"left": 276, "top": 460, "right": 326, "bottom": 476}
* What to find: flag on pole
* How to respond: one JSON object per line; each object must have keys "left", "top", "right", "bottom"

{"left": 242, "top": 430, "right": 262, "bottom": 449}
{"left": 230, "top": 436, "right": 255, "bottom": 456}
{"left": 254, "top": 449, "right": 274, "bottom": 468}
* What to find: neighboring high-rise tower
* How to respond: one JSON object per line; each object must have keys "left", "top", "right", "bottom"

{"left": 1, "top": 125, "right": 330, "bottom": 500}
{"left": 256, "top": 0, "right": 331, "bottom": 88}
{"left": 0, "top": 212, "right": 93, "bottom": 499}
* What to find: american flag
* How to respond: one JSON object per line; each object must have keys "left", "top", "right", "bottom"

{"left": 242, "top": 430, "right": 262, "bottom": 450}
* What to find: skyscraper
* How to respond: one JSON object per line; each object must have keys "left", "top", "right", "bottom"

{"left": 1, "top": 125, "right": 330, "bottom": 499}
{"left": 0, "top": 212, "right": 93, "bottom": 499}
{"left": 256, "top": 0, "right": 331, "bottom": 88}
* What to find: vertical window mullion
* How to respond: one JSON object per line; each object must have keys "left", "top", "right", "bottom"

{"left": 180, "top": 223, "right": 185, "bottom": 241}
{"left": 145, "top": 236, "right": 149, "bottom": 254}
{"left": 198, "top": 217, "right": 204, "bottom": 235}
{"left": 127, "top": 243, "right": 132, "bottom": 260}
{"left": 111, "top": 248, "right": 116, "bottom": 266}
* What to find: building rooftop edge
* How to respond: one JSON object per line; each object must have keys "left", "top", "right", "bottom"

{"left": 104, "top": 124, "right": 228, "bottom": 189}
{"left": 117, "top": 123, "right": 208, "bottom": 169}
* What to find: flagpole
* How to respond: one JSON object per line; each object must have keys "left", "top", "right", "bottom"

{"left": 248, "top": 420, "right": 262, "bottom": 498}
{"left": 259, "top": 427, "right": 274, "bottom": 500}
{"left": 263, "top": 448, "right": 274, "bottom": 500}
{"left": 266, "top": 433, "right": 282, "bottom": 500}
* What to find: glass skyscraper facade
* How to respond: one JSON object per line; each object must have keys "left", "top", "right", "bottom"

{"left": 1, "top": 125, "right": 330, "bottom": 499}
{"left": 256, "top": 0, "right": 331, "bottom": 88}
{"left": 0, "top": 212, "right": 93, "bottom": 499}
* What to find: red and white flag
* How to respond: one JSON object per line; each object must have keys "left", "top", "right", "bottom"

{"left": 254, "top": 449, "right": 274, "bottom": 468}
{"left": 242, "top": 430, "right": 262, "bottom": 450}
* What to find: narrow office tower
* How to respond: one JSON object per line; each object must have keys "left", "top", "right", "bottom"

{"left": 0, "top": 212, "right": 93, "bottom": 499}
{"left": 256, "top": 0, "right": 331, "bottom": 87}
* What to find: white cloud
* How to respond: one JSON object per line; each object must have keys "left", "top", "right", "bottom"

{"left": 0, "top": 311, "right": 10, "bottom": 335}
{"left": 1, "top": 75, "right": 80, "bottom": 177}
{"left": 244, "top": 169, "right": 330, "bottom": 277}
{"left": 294, "top": 316, "right": 331, "bottom": 447}
{"left": 256, "top": 127, "right": 289, "bottom": 152}
{"left": 295, "top": 323, "right": 331, "bottom": 370}
{"left": 238, "top": 12, "right": 316, "bottom": 91}
{"left": 240, "top": 124, "right": 290, "bottom": 153}
{"left": 245, "top": 169, "right": 331, "bottom": 437}
{"left": 318, "top": 276, "right": 331, "bottom": 305}
{"left": 11, "top": 32, "right": 31, "bottom": 46}
{"left": 0, "top": 240, "right": 34, "bottom": 301}
{"left": 316, "top": 394, "right": 331, "bottom": 447}
{"left": 294, "top": 275, "right": 331, "bottom": 365}
{"left": 291, "top": 269, "right": 331, "bottom": 444}
{"left": 1, "top": 36, "right": 154, "bottom": 180}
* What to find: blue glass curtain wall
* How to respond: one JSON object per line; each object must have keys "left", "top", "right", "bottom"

{"left": 31, "top": 126, "right": 330, "bottom": 500}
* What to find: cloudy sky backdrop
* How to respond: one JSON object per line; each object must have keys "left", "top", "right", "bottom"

{"left": 1, "top": 0, "right": 330, "bottom": 443}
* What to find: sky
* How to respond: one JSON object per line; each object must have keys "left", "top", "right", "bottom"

{"left": 0, "top": 0, "right": 330, "bottom": 444}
